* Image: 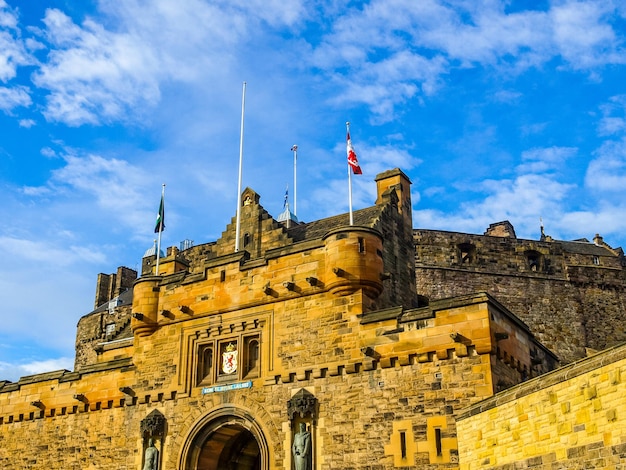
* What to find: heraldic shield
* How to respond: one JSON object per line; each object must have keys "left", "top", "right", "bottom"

{"left": 222, "top": 342, "right": 238, "bottom": 374}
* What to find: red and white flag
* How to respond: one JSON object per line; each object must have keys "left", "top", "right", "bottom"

{"left": 347, "top": 131, "right": 362, "bottom": 175}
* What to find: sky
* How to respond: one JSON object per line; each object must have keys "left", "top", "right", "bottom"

{"left": 1, "top": 0, "right": 626, "bottom": 382}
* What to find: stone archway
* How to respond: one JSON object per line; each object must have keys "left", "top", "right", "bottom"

{"left": 180, "top": 408, "right": 270, "bottom": 470}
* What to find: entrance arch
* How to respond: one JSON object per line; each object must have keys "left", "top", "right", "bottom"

{"left": 180, "top": 407, "right": 270, "bottom": 470}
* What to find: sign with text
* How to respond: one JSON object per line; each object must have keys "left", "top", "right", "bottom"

{"left": 201, "top": 381, "right": 253, "bottom": 395}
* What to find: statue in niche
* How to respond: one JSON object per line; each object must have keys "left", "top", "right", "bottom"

{"left": 292, "top": 422, "right": 312, "bottom": 470}
{"left": 143, "top": 438, "right": 159, "bottom": 470}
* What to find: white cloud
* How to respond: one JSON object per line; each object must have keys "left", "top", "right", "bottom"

{"left": 415, "top": 170, "right": 577, "bottom": 240}
{"left": 421, "top": 5, "right": 552, "bottom": 67}
{"left": 225, "top": 0, "right": 306, "bottom": 26}
{"left": 598, "top": 94, "right": 626, "bottom": 136}
{"left": 18, "top": 117, "right": 35, "bottom": 127}
{"left": 33, "top": 8, "right": 161, "bottom": 125}
{"left": 354, "top": 142, "right": 421, "bottom": 176}
{"left": 558, "top": 197, "right": 626, "bottom": 244}
{"left": 0, "top": 1, "right": 32, "bottom": 82}
{"left": 48, "top": 152, "right": 155, "bottom": 231}
{"left": 307, "top": 0, "right": 626, "bottom": 120}
{"left": 0, "top": 84, "right": 30, "bottom": 110}
{"left": 21, "top": 357, "right": 74, "bottom": 374}
{"left": 551, "top": 1, "right": 626, "bottom": 69}
{"left": 585, "top": 139, "right": 626, "bottom": 192}
{"left": 0, "top": 357, "right": 74, "bottom": 382}
{"left": 517, "top": 146, "right": 578, "bottom": 174}
{"left": 29, "top": 0, "right": 309, "bottom": 127}
{"left": 21, "top": 185, "right": 49, "bottom": 196}
{"left": 1, "top": 236, "right": 105, "bottom": 266}
{"left": 0, "top": 248, "right": 96, "bottom": 368}
{"left": 471, "top": 174, "right": 573, "bottom": 223}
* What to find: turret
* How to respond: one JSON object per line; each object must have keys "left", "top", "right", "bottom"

{"left": 131, "top": 276, "right": 161, "bottom": 337}
{"left": 323, "top": 226, "right": 384, "bottom": 298}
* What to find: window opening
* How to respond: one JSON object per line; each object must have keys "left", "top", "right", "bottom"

{"left": 526, "top": 250, "right": 542, "bottom": 272}
{"left": 196, "top": 333, "right": 262, "bottom": 387}
{"left": 435, "top": 428, "right": 442, "bottom": 456}
{"left": 244, "top": 337, "right": 260, "bottom": 378}
{"left": 197, "top": 345, "right": 214, "bottom": 385}
{"left": 457, "top": 243, "right": 475, "bottom": 264}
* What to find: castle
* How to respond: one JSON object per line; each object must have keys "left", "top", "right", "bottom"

{"left": 1, "top": 168, "right": 625, "bottom": 469}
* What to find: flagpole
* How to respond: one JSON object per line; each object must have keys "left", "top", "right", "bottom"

{"left": 291, "top": 144, "right": 298, "bottom": 217}
{"left": 235, "top": 81, "right": 246, "bottom": 252}
{"left": 347, "top": 122, "right": 354, "bottom": 226}
{"left": 156, "top": 183, "right": 165, "bottom": 275}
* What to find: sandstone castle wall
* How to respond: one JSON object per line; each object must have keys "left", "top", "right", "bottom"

{"left": 414, "top": 227, "right": 626, "bottom": 364}
{"left": 1, "top": 168, "right": 625, "bottom": 469}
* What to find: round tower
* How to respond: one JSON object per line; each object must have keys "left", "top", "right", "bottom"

{"left": 323, "top": 226, "right": 384, "bottom": 297}
{"left": 131, "top": 275, "right": 161, "bottom": 337}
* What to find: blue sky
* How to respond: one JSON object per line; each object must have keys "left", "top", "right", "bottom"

{"left": 1, "top": 0, "right": 626, "bottom": 381}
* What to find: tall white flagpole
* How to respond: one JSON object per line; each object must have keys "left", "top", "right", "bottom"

{"left": 155, "top": 183, "right": 165, "bottom": 275}
{"left": 235, "top": 81, "right": 246, "bottom": 252}
{"left": 347, "top": 122, "right": 354, "bottom": 226}
{"left": 291, "top": 144, "right": 298, "bottom": 217}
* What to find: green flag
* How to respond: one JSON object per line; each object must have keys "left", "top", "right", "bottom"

{"left": 154, "top": 194, "right": 165, "bottom": 233}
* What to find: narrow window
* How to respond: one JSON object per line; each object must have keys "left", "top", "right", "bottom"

{"left": 435, "top": 428, "right": 442, "bottom": 456}
{"left": 243, "top": 233, "right": 251, "bottom": 247}
{"left": 593, "top": 256, "right": 600, "bottom": 265}
{"left": 400, "top": 431, "right": 407, "bottom": 459}
{"left": 220, "top": 270, "right": 226, "bottom": 282}
{"left": 197, "top": 345, "right": 213, "bottom": 385}
{"left": 244, "top": 337, "right": 260, "bottom": 378}
{"left": 358, "top": 237, "right": 365, "bottom": 253}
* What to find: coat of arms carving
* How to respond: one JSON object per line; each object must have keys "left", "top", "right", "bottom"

{"left": 221, "top": 342, "right": 238, "bottom": 374}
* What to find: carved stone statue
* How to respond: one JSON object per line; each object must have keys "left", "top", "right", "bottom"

{"left": 143, "top": 438, "right": 159, "bottom": 470}
{"left": 292, "top": 423, "right": 311, "bottom": 470}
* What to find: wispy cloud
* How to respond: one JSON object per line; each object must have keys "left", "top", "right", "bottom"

{"left": 0, "top": 84, "right": 30, "bottom": 111}
{"left": 0, "top": 357, "right": 74, "bottom": 383}
{"left": 517, "top": 146, "right": 578, "bottom": 174}
{"left": 598, "top": 94, "right": 626, "bottom": 136}
{"left": 586, "top": 138, "right": 626, "bottom": 193}
{"left": 0, "top": 0, "right": 32, "bottom": 82}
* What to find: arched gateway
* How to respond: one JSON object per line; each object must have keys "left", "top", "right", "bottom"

{"left": 179, "top": 408, "right": 270, "bottom": 470}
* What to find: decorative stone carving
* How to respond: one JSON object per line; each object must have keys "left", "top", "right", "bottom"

{"left": 141, "top": 409, "right": 166, "bottom": 438}
{"left": 287, "top": 389, "right": 318, "bottom": 421}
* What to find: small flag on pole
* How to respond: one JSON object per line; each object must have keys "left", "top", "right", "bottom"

{"left": 154, "top": 193, "right": 165, "bottom": 233}
{"left": 347, "top": 131, "right": 362, "bottom": 174}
